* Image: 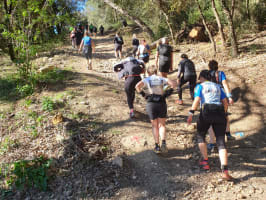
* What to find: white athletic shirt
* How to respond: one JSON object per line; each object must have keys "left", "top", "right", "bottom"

{"left": 143, "top": 75, "right": 168, "bottom": 95}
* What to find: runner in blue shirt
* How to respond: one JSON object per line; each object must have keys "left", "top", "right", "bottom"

{"left": 207, "top": 60, "right": 235, "bottom": 153}
{"left": 187, "top": 70, "right": 233, "bottom": 181}
{"left": 79, "top": 31, "right": 95, "bottom": 70}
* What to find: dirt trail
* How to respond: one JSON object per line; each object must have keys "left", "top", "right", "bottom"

{"left": 1, "top": 32, "right": 265, "bottom": 199}
{"left": 53, "top": 34, "right": 266, "bottom": 199}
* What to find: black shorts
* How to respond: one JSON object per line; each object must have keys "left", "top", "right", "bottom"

{"left": 140, "top": 56, "right": 149, "bottom": 63}
{"left": 159, "top": 59, "right": 171, "bottom": 73}
{"left": 132, "top": 45, "right": 138, "bottom": 55}
{"left": 146, "top": 102, "right": 167, "bottom": 120}
{"left": 83, "top": 45, "right": 92, "bottom": 59}
{"left": 196, "top": 106, "right": 227, "bottom": 149}
{"left": 115, "top": 44, "right": 122, "bottom": 51}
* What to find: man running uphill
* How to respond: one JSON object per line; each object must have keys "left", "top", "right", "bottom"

{"left": 187, "top": 70, "right": 233, "bottom": 181}
{"left": 113, "top": 57, "right": 145, "bottom": 118}
{"left": 176, "top": 54, "right": 197, "bottom": 105}
{"left": 136, "top": 65, "right": 175, "bottom": 154}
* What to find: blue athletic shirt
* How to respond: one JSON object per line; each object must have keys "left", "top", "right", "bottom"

{"left": 82, "top": 36, "right": 91, "bottom": 45}
{"left": 194, "top": 81, "right": 226, "bottom": 106}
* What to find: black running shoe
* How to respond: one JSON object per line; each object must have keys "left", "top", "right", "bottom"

{"left": 153, "top": 146, "right": 161, "bottom": 154}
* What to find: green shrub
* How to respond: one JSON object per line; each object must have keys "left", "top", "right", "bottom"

{"left": 16, "top": 84, "right": 34, "bottom": 97}
{"left": 42, "top": 97, "right": 55, "bottom": 112}
{"left": 8, "top": 156, "right": 52, "bottom": 191}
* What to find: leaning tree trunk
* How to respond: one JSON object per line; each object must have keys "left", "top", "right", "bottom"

{"left": 162, "top": 11, "right": 175, "bottom": 45}
{"left": 211, "top": 0, "right": 226, "bottom": 48}
{"left": 220, "top": 0, "right": 238, "bottom": 57}
{"left": 103, "top": 0, "right": 154, "bottom": 37}
{"left": 196, "top": 0, "right": 216, "bottom": 55}
{"left": 231, "top": 0, "right": 236, "bottom": 18}
{"left": 155, "top": 0, "right": 175, "bottom": 44}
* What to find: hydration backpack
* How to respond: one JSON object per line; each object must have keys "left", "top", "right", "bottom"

{"left": 209, "top": 70, "right": 221, "bottom": 84}
{"left": 183, "top": 60, "right": 196, "bottom": 75}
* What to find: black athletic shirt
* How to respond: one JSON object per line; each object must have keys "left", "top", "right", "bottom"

{"left": 114, "top": 36, "right": 124, "bottom": 45}
{"left": 132, "top": 38, "right": 139, "bottom": 46}
{"left": 157, "top": 44, "right": 172, "bottom": 61}
{"left": 178, "top": 58, "right": 196, "bottom": 78}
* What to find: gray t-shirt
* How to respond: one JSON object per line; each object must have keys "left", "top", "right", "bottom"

{"left": 143, "top": 75, "right": 168, "bottom": 95}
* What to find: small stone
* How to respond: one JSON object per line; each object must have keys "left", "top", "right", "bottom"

{"left": 184, "top": 191, "right": 191, "bottom": 196}
{"left": 132, "top": 175, "right": 137, "bottom": 180}
{"left": 112, "top": 156, "right": 123, "bottom": 168}
{"left": 237, "top": 194, "right": 247, "bottom": 199}
{"left": 176, "top": 163, "right": 180, "bottom": 167}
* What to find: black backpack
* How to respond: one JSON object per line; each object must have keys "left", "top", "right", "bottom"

{"left": 183, "top": 60, "right": 196, "bottom": 75}
{"left": 209, "top": 70, "right": 220, "bottom": 84}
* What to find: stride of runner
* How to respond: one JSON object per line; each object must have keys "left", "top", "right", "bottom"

{"left": 155, "top": 37, "right": 173, "bottom": 78}
{"left": 78, "top": 31, "right": 95, "bottom": 70}
{"left": 176, "top": 54, "right": 197, "bottom": 105}
{"left": 114, "top": 32, "right": 124, "bottom": 60}
{"left": 187, "top": 70, "right": 233, "bottom": 181}
{"left": 132, "top": 34, "right": 139, "bottom": 58}
{"left": 207, "top": 60, "right": 235, "bottom": 153}
{"left": 113, "top": 57, "right": 145, "bottom": 118}
{"left": 136, "top": 65, "right": 175, "bottom": 154}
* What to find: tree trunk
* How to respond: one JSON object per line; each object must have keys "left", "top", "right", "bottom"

{"left": 231, "top": 0, "right": 236, "bottom": 18}
{"left": 211, "top": 0, "right": 226, "bottom": 48}
{"left": 154, "top": 0, "right": 175, "bottom": 44}
{"left": 246, "top": 0, "right": 250, "bottom": 19}
{"left": 195, "top": 0, "right": 216, "bottom": 55}
{"left": 162, "top": 12, "right": 175, "bottom": 45}
{"left": 103, "top": 0, "right": 154, "bottom": 37}
{"left": 220, "top": 0, "right": 238, "bottom": 57}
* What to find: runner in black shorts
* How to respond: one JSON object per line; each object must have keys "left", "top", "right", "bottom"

{"left": 132, "top": 34, "right": 139, "bottom": 58}
{"left": 114, "top": 32, "right": 124, "bottom": 59}
{"left": 156, "top": 37, "right": 173, "bottom": 78}
{"left": 187, "top": 70, "right": 233, "bottom": 181}
{"left": 135, "top": 65, "right": 175, "bottom": 154}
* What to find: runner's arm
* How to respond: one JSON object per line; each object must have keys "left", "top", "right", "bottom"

{"left": 170, "top": 52, "right": 173, "bottom": 71}
{"left": 135, "top": 80, "right": 144, "bottom": 93}
{"left": 167, "top": 78, "right": 176, "bottom": 89}
{"left": 222, "top": 80, "right": 233, "bottom": 104}
{"left": 155, "top": 51, "right": 159, "bottom": 68}
{"left": 187, "top": 97, "right": 200, "bottom": 124}
{"left": 78, "top": 40, "right": 84, "bottom": 52}
{"left": 91, "top": 40, "right": 95, "bottom": 53}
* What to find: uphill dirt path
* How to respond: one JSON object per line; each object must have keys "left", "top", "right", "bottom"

{"left": 48, "top": 32, "right": 266, "bottom": 200}
{"left": 3, "top": 32, "right": 265, "bottom": 200}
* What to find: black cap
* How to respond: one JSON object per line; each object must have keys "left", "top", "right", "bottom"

{"left": 198, "top": 70, "right": 211, "bottom": 80}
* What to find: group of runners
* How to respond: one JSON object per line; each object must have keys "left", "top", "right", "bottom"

{"left": 113, "top": 35, "right": 235, "bottom": 181}
{"left": 72, "top": 29, "right": 235, "bottom": 180}
{"left": 70, "top": 24, "right": 105, "bottom": 70}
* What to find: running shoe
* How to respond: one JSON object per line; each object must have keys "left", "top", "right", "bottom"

{"left": 227, "top": 134, "right": 236, "bottom": 141}
{"left": 153, "top": 146, "right": 161, "bottom": 154}
{"left": 175, "top": 99, "right": 183, "bottom": 105}
{"left": 222, "top": 171, "right": 234, "bottom": 181}
{"left": 129, "top": 111, "right": 135, "bottom": 118}
{"left": 161, "top": 143, "right": 168, "bottom": 153}
{"left": 199, "top": 160, "right": 210, "bottom": 170}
